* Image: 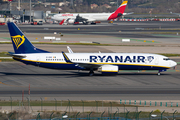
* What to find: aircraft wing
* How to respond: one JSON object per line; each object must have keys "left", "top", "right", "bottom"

{"left": 61, "top": 52, "right": 119, "bottom": 75}
{"left": 75, "top": 62, "right": 101, "bottom": 69}
{"left": 74, "top": 14, "right": 96, "bottom": 22}
{"left": 74, "top": 14, "right": 95, "bottom": 22}
{"left": 123, "top": 12, "right": 134, "bottom": 15}
{"left": 80, "top": 16, "right": 96, "bottom": 22}
{"left": 59, "top": 15, "right": 91, "bottom": 25}
{"left": 62, "top": 51, "right": 101, "bottom": 69}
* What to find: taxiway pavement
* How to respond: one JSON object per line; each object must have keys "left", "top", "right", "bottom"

{"left": 1, "top": 21, "right": 180, "bottom": 44}
{"left": 0, "top": 21, "right": 180, "bottom": 100}
{"left": 0, "top": 62, "right": 180, "bottom": 100}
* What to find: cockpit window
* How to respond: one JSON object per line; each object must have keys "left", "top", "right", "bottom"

{"left": 163, "top": 58, "right": 170, "bottom": 61}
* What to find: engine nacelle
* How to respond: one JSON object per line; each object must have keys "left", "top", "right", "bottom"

{"left": 98, "top": 65, "right": 118, "bottom": 75}
{"left": 68, "top": 18, "right": 75, "bottom": 24}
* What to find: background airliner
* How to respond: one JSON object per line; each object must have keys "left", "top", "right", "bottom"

{"left": 51, "top": 1, "right": 131, "bottom": 25}
{"left": 7, "top": 22, "right": 177, "bottom": 76}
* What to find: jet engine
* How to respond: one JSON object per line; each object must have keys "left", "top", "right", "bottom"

{"left": 67, "top": 18, "right": 75, "bottom": 24}
{"left": 98, "top": 65, "right": 118, "bottom": 75}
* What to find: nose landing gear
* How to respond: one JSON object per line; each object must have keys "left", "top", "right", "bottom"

{"left": 157, "top": 69, "right": 167, "bottom": 76}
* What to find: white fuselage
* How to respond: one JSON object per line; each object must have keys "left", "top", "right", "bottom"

{"left": 51, "top": 13, "right": 127, "bottom": 22}
{"left": 14, "top": 53, "right": 177, "bottom": 71}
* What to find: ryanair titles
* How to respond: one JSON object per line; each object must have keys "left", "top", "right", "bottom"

{"left": 90, "top": 55, "right": 152, "bottom": 63}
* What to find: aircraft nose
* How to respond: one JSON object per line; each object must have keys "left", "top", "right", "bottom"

{"left": 51, "top": 16, "right": 55, "bottom": 20}
{"left": 171, "top": 61, "right": 177, "bottom": 67}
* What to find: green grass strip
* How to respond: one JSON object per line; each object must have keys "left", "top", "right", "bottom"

{"left": 0, "top": 59, "right": 15, "bottom": 62}
{"left": 0, "top": 37, "right": 11, "bottom": 40}
{"left": 152, "top": 34, "right": 180, "bottom": 38}
{"left": 0, "top": 101, "right": 135, "bottom": 107}
{"left": 114, "top": 37, "right": 159, "bottom": 43}
{"left": 130, "top": 39, "right": 159, "bottom": 43}
{"left": 0, "top": 52, "right": 10, "bottom": 57}
{"left": 0, "top": 42, "right": 11, "bottom": 44}
{"left": 159, "top": 53, "right": 180, "bottom": 57}
{"left": 0, "top": 42, "right": 112, "bottom": 46}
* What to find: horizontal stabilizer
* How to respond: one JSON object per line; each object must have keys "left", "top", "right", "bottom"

{"left": 123, "top": 12, "right": 134, "bottom": 15}
{"left": 7, "top": 52, "right": 26, "bottom": 58}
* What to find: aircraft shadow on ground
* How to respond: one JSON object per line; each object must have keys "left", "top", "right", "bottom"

{"left": 0, "top": 71, "right": 170, "bottom": 77}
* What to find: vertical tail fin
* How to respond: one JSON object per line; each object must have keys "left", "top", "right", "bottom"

{"left": 59, "top": 19, "right": 65, "bottom": 25}
{"left": 7, "top": 22, "right": 50, "bottom": 54}
{"left": 108, "top": 1, "right": 128, "bottom": 20}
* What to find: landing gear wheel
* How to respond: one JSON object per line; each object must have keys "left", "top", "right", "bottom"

{"left": 89, "top": 70, "right": 94, "bottom": 76}
{"left": 158, "top": 72, "right": 161, "bottom": 76}
{"left": 91, "top": 22, "right": 96, "bottom": 25}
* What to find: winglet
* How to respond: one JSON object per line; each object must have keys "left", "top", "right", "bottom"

{"left": 59, "top": 19, "right": 65, "bottom": 25}
{"left": 67, "top": 46, "right": 74, "bottom": 53}
{"left": 62, "top": 51, "right": 72, "bottom": 63}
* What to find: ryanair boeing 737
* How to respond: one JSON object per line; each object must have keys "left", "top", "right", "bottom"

{"left": 7, "top": 22, "right": 177, "bottom": 76}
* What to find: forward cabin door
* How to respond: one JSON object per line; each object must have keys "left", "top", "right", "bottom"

{"left": 155, "top": 56, "right": 159, "bottom": 65}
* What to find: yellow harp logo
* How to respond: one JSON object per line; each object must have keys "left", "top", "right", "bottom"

{"left": 11, "top": 35, "right": 25, "bottom": 49}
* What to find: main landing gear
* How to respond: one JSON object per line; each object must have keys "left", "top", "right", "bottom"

{"left": 89, "top": 70, "right": 94, "bottom": 76}
{"left": 158, "top": 70, "right": 161, "bottom": 76}
{"left": 91, "top": 22, "right": 96, "bottom": 25}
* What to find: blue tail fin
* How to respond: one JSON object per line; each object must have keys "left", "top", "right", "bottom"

{"left": 7, "top": 22, "right": 50, "bottom": 54}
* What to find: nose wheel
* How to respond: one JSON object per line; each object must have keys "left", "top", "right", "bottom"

{"left": 158, "top": 71, "right": 161, "bottom": 76}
